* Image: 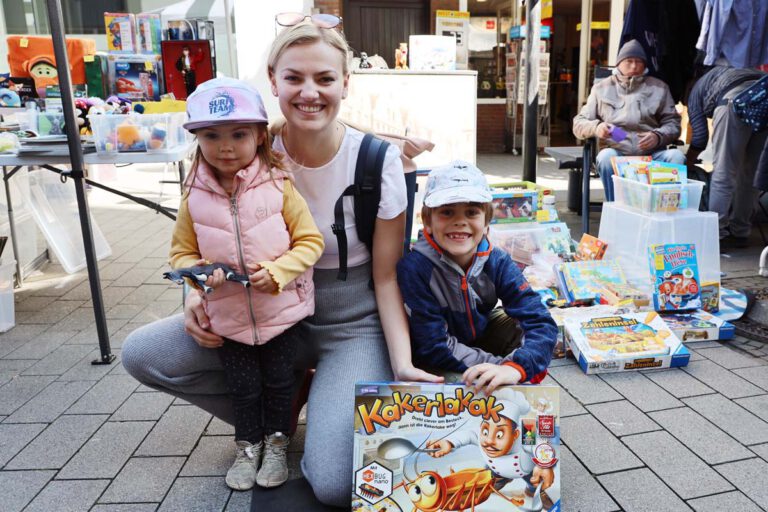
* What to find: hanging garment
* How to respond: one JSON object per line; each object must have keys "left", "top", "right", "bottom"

{"left": 697, "top": 0, "right": 768, "bottom": 68}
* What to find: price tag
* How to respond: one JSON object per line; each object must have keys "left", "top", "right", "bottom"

{"left": 20, "top": 38, "right": 29, "bottom": 48}
{"left": 84, "top": 55, "right": 94, "bottom": 62}
{"left": 144, "top": 61, "right": 153, "bottom": 71}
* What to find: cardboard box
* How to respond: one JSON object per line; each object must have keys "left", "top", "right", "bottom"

{"left": 565, "top": 311, "right": 690, "bottom": 374}
{"left": 660, "top": 310, "right": 735, "bottom": 342}
{"left": 352, "top": 382, "right": 561, "bottom": 511}
{"left": 491, "top": 190, "right": 538, "bottom": 223}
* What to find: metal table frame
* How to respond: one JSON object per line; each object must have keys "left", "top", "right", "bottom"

{"left": 0, "top": 144, "right": 192, "bottom": 364}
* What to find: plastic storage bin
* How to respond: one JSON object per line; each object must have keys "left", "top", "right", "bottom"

{"left": 491, "top": 180, "right": 554, "bottom": 209}
{"left": 16, "top": 111, "right": 68, "bottom": 136}
{"left": 0, "top": 212, "right": 44, "bottom": 276}
{"left": 612, "top": 175, "right": 704, "bottom": 213}
{"left": 89, "top": 112, "right": 186, "bottom": 154}
{"left": 27, "top": 170, "right": 111, "bottom": 274}
{"left": 0, "top": 260, "right": 16, "bottom": 332}
{"left": 598, "top": 202, "right": 720, "bottom": 289}
{"left": 489, "top": 224, "right": 548, "bottom": 265}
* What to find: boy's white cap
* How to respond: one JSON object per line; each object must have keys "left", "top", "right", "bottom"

{"left": 424, "top": 160, "right": 492, "bottom": 207}
{"left": 184, "top": 77, "right": 268, "bottom": 131}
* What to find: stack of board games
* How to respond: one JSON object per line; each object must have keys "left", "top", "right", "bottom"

{"left": 352, "top": 382, "right": 561, "bottom": 512}
{"left": 564, "top": 311, "right": 690, "bottom": 374}
{"left": 660, "top": 310, "right": 735, "bottom": 341}
{"left": 556, "top": 259, "right": 627, "bottom": 304}
{"left": 648, "top": 243, "right": 701, "bottom": 311}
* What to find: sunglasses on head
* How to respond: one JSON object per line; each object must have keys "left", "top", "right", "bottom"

{"left": 275, "top": 12, "right": 343, "bottom": 30}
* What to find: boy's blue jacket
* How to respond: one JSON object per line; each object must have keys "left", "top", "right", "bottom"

{"left": 397, "top": 232, "right": 557, "bottom": 382}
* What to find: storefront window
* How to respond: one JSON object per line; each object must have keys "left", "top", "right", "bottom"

{"left": 467, "top": 8, "right": 513, "bottom": 98}
{"left": 2, "top": 0, "right": 127, "bottom": 35}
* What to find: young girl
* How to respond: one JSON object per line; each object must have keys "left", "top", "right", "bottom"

{"left": 171, "top": 77, "right": 324, "bottom": 491}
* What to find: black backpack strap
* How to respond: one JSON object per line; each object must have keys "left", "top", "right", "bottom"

{"left": 333, "top": 133, "right": 389, "bottom": 281}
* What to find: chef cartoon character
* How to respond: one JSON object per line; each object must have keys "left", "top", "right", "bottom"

{"left": 533, "top": 397, "right": 553, "bottom": 415}
{"left": 426, "top": 389, "right": 556, "bottom": 502}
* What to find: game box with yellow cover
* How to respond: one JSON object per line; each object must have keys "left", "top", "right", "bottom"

{"left": 564, "top": 311, "right": 690, "bottom": 374}
{"left": 352, "top": 382, "right": 561, "bottom": 512}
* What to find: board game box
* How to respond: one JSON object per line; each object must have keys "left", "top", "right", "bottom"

{"left": 564, "top": 311, "right": 690, "bottom": 374}
{"left": 660, "top": 310, "right": 735, "bottom": 341}
{"left": 491, "top": 190, "right": 538, "bottom": 223}
{"left": 352, "top": 382, "right": 561, "bottom": 512}
{"left": 648, "top": 243, "right": 701, "bottom": 312}
{"left": 557, "top": 259, "right": 627, "bottom": 304}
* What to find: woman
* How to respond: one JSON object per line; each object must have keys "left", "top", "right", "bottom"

{"left": 122, "top": 20, "right": 440, "bottom": 506}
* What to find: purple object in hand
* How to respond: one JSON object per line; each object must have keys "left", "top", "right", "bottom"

{"left": 610, "top": 126, "right": 627, "bottom": 142}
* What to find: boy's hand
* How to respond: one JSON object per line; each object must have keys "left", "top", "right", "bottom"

{"left": 426, "top": 439, "right": 454, "bottom": 458}
{"left": 463, "top": 363, "right": 523, "bottom": 395}
{"left": 248, "top": 263, "right": 278, "bottom": 293}
{"left": 204, "top": 268, "right": 226, "bottom": 289}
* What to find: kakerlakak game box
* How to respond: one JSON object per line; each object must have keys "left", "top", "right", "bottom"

{"left": 352, "top": 382, "right": 561, "bottom": 512}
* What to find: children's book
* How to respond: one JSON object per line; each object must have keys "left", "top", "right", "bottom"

{"left": 564, "top": 311, "right": 689, "bottom": 374}
{"left": 660, "top": 310, "right": 734, "bottom": 342}
{"left": 575, "top": 233, "right": 607, "bottom": 260}
{"left": 540, "top": 222, "right": 574, "bottom": 260}
{"left": 610, "top": 155, "right": 651, "bottom": 183}
{"left": 647, "top": 162, "right": 687, "bottom": 184}
{"left": 559, "top": 259, "right": 627, "bottom": 303}
{"left": 648, "top": 244, "right": 701, "bottom": 311}
{"left": 352, "top": 382, "right": 561, "bottom": 511}
{"left": 700, "top": 281, "right": 720, "bottom": 313}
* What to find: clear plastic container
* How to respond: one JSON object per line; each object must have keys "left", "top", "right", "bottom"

{"left": 89, "top": 113, "right": 180, "bottom": 154}
{"left": 0, "top": 212, "right": 43, "bottom": 276}
{"left": 0, "top": 260, "right": 16, "bottom": 332}
{"left": 612, "top": 175, "right": 704, "bottom": 213}
{"left": 598, "top": 202, "right": 720, "bottom": 290}
{"left": 16, "top": 111, "right": 67, "bottom": 136}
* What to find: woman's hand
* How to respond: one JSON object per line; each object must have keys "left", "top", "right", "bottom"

{"left": 393, "top": 364, "right": 444, "bottom": 383}
{"left": 463, "top": 363, "right": 523, "bottom": 395}
{"left": 183, "top": 287, "right": 224, "bottom": 348}
{"left": 247, "top": 263, "right": 278, "bottom": 293}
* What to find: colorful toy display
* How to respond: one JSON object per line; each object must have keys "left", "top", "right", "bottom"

{"left": 106, "top": 54, "right": 162, "bottom": 101}
{"left": 352, "top": 382, "right": 561, "bottom": 511}
{"left": 648, "top": 243, "right": 701, "bottom": 312}
{"left": 161, "top": 40, "right": 215, "bottom": 100}
{"left": 6, "top": 36, "right": 95, "bottom": 95}
{"left": 104, "top": 13, "right": 137, "bottom": 53}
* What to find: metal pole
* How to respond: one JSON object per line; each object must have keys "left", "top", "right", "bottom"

{"left": 45, "top": 0, "right": 114, "bottom": 364}
{"left": 522, "top": 0, "right": 540, "bottom": 182}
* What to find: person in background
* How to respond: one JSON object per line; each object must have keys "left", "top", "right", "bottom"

{"left": 573, "top": 39, "right": 685, "bottom": 201}
{"left": 685, "top": 65, "right": 768, "bottom": 250}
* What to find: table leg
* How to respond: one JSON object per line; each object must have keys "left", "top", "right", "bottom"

{"left": 3, "top": 166, "right": 23, "bottom": 287}
{"left": 177, "top": 159, "right": 186, "bottom": 194}
{"left": 582, "top": 141, "right": 593, "bottom": 235}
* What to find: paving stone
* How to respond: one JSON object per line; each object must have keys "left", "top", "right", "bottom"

{"left": 0, "top": 423, "right": 46, "bottom": 467}
{"left": 622, "top": 430, "right": 733, "bottom": 499}
{"left": 649, "top": 407, "right": 755, "bottom": 464}
{"left": 15, "top": 295, "right": 57, "bottom": 312}
{"left": 204, "top": 416, "right": 235, "bottom": 436}
{"left": 0, "top": 469, "right": 56, "bottom": 512}
{"left": 0, "top": 375, "right": 56, "bottom": 415}
{"left": 683, "top": 393, "right": 768, "bottom": 445}
{"left": 48, "top": 306, "right": 104, "bottom": 332}
{"left": 107, "top": 303, "right": 144, "bottom": 320}
{"left": 682, "top": 360, "right": 764, "bottom": 398}
{"left": 66, "top": 374, "right": 138, "bottom": 414}
{"left": 112, "top": 266, "right": 157, "bottom": 288}
{"left": 586, "top": 400, "right": 660, "bottom": 436}
{"left": 735, "top": 394, "right": 768, "bottom": 422}
{"left": 98, "top": 262, "right": 138, "bottom": 281}
{"left": 687, "top": 491, "right": 764, "bottom": 512}
{"left": 643, "top": 368, "right": 715, "bottom": 398}
{"left": 561, "top": 415, "right": 643, "bottom": 474}
{"left": 133, "top": 301, "right": 183, "bottom": 324}
{"left": 121, "top": 285, "right": 170, "bottom": 305}
{"left": 598, "top": 468, "right": 692, "bottom": 512}
{"left": 157, "top": 476, "right": 230, "bottom": 512}
{"left": 6, "top": 415, "right": 107, "bottom": 469}
{"left": 733, "top": 366, "right": 768, "bottom": 392}
{"left": 685, "top": 340, "right": 726, "bottom": 349}
{"left": 100, "top": 457, "right": 185, "bottom": 503}
{"left": 696, "top": 346, "right": 767, "bottom": 369}
{"left": 136, "top": 405, "right": 211, "bottom": 456}
{"left": 687, "top": 349, "right": 706, "bottom": 361}
{"left": 111, "top": 391, "right": 174, "bottom": 421}
{"left": 715, "top": 458, "right": 768, "bottom": 509}
{"left": 224, "top": 490, "right": 250, "bottom": 512}
{"left": 24, "top": 478, "right": 109, "bottom": 512}
{"left": 21, "top": 299, "right": 85, "bottom": 325}
{"left": 4, "top": 329, "right": 77, "bottom": 360}
{"left": 5, "top": 380, "right": 93, "bottom": 423}
{"left": 21, "top": 344, "right": 95, "bottom": 375}
{"left": 57, "top": 421, "right": 154, "bottom": 479}
{"left": 558, "top": 445, "right": 619, "bottom": 512}
{"left": 600, "top": 372, "right": 682, "bottom": 412}
{"left": 180, "top": 435, "right": 234, "bottom": 476}
{"left": 57, "top": 349, "right": 124, "bottom": 381}
{"left": 92, "top": 504, "right": 159, "bottom": 511}
{"left": 548, "top": 365, "right": 622, "bottom": 405}
{"left": 0, "top": 358, "right": 36, "bottom": 374}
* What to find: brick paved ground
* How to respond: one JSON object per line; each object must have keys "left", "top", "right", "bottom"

{"left": 1, "top": 157, "right": 767, "bottom": 511}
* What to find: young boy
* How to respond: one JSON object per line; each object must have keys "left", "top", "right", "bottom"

{"left": 397, "top": 161, "right": 557, "bottom": 392}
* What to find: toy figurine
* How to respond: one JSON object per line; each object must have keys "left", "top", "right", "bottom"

{"left": 116, "top": 121, "right": 145, "bottom": 151}
{"left": 359, "top": 52, "right": 373, "bottom": 69}
{"left": 163, "top": 263, "right": 251, "bottom": 294}
{"left": 148, "top": 123, "right": 167, "bottom": 150}
{"left": 395, "top": 42, "right": 408, "bottom": 70}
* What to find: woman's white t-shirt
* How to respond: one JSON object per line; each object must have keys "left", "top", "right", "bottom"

{"left": 273, "top": 126, "right": 407, "bottom": 269}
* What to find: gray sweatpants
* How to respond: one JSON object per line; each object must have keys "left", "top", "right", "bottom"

{"left": 121, "top": 263, "right": 392, "bottom": 507}
{"left": 709, "top": 82, "right": 768, "bottom": 238}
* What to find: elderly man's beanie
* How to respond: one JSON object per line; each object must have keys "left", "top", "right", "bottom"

{"left": 616, "top": 39, "right": 647, "bottom": 65}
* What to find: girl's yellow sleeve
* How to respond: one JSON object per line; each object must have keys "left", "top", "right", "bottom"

{"left": 169, "top": 197, "right": 202, "bottom": 269}
{"left": 259, "top": 180, "right": 324, "bottom": 293}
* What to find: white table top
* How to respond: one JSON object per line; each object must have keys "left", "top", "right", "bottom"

{"left": 0, "top": 143, "right": 195, "bottom": 167}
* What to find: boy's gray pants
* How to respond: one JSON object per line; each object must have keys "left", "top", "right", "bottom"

{"left": 710, "top": 81, "right": 768, "bottom": 238}
{"left": 121, "top": 263, "right": 392, "bottom": 507}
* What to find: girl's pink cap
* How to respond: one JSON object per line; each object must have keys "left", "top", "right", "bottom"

{"left": 183, "top": 77, "right": 268, "bottom": 131}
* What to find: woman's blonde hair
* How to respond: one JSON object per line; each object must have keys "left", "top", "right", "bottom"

{"left": 267, "top": 22, "right": 351, "bottom": 76}
{"left": 183, "top": 123, "right": 284, "bottom": 196}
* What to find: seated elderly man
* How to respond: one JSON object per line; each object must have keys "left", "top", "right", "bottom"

{"left": 573, "top": 39, "right": 685, "bottom": 201}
